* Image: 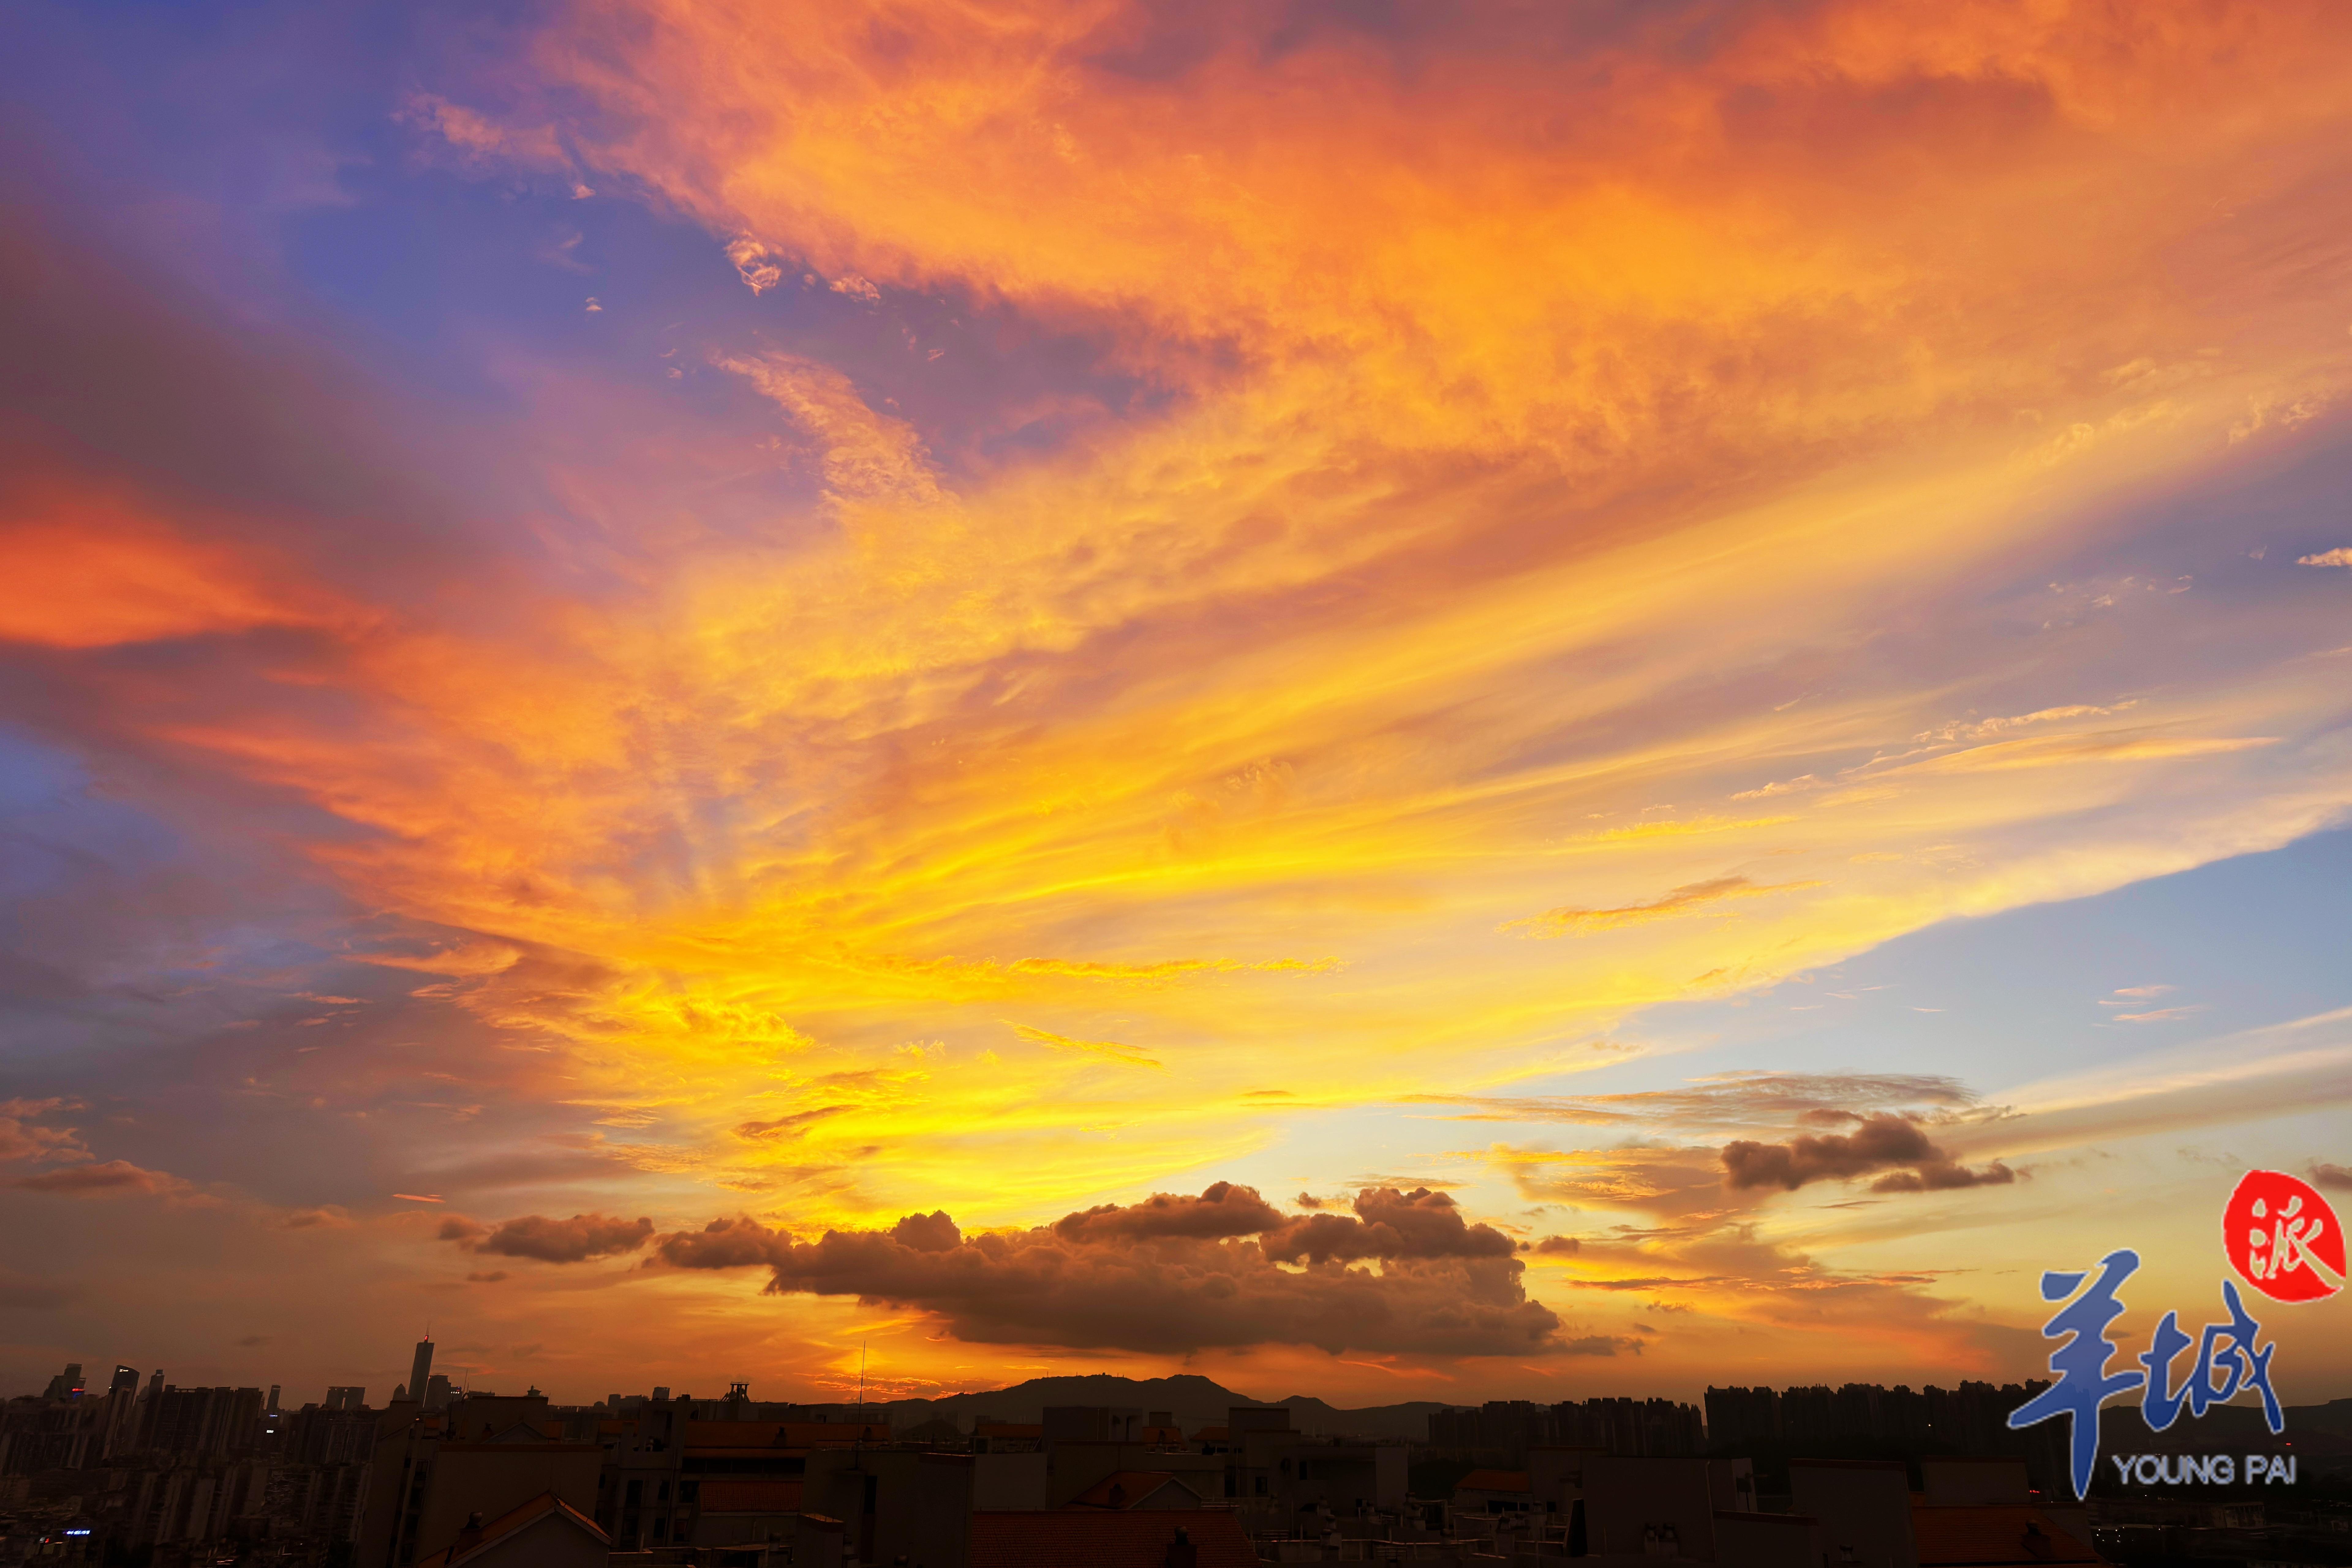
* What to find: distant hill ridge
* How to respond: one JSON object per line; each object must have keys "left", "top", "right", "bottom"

{"left": 865, "top": 1372, "right": 1456, "bottom": 1441}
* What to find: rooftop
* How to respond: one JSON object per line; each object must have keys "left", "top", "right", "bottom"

{"left": 970, "top": 1510, "right": 1255, "bottom": 1568}
{"left": 412, "top": 1491, "right": 608, "bottom": 1568}
{"left": 1069, "top": 1471, "right": 1205, "bottom": 1510}
{"left": 1911, "top": 1505, "right": 2103, "bottom": 1567}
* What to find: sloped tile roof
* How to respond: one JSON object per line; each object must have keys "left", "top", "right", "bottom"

{"left": 1069, "top": 1471, "right": 1205, "bottom": 1509}
{"left": 969, "top": 1509, "right": 1255, "bottom": 1568}
{"left": 413, "top": 1491, "right": 608, "bottom": 1568}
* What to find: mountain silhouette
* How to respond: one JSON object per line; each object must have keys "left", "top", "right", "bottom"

{"left": 860, "top": 1371, "right": 1457, "bottom": 1440}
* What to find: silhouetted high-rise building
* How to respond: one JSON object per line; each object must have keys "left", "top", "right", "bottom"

{"left": 324, "top": 1385, "right": 367, "bottom": 1412}
{"left": 287, "top": 1401, "right": 380, "bottom": 1466}
{"left": 1703, "top": 1385, "right": 1782, "bottom": 1448}
{"left": 406, "top": 1337, "right": 434, "bottom": 1408}
{"left": 424, "top": 1373, "right": 452, "bottom": 1410}
{"left": 142, "top": 1385, "right": 266, "bottom": 1458}
{"left": 1698, "top": 1380, "right": 2068, "bottom": 1492}
{"left": 102, "top": 1365, "right": 144, "bottom": 1457}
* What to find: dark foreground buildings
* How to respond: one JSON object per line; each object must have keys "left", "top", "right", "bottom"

{"left": 1, "top": 1348, "right": 2341, "bottom": 1566}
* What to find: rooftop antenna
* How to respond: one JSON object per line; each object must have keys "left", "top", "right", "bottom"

{"left": 856, "top": 1340, "right": 868, "bottom": 1418}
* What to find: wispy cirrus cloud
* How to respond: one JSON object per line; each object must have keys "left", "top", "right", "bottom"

{"left": 1501, "top": 876, "right": 1821, "bottom": 937}
{"left": 7, "top": 0, "right": 2352, "bottom": 1403}
{"left": 1008, "top": 1024, "right": 1163, "bottom": 1069}
{"left": 1410, "top": 1072, "right": 1981, "bottom": 1132}
{"left": 1980, "top": 1007, "right": 2352, "bottom": 1157}
{"left": 1912, "top": 704, "right": 2138, "bottom": 744}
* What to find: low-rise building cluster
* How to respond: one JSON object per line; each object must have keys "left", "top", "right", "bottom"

{"left": 3, "top": 1349, "right": 2340, "bottom": 1568}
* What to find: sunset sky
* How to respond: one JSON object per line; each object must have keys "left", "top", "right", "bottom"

{"left": 4, "top": 0, "right": 2350, "bottom": 1413}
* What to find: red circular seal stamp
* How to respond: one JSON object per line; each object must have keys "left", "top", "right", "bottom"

{"left": 2224, "top": 1170, "right": 2344, "bottom": 1303}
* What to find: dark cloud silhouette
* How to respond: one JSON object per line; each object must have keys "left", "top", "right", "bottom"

{"left": 2311, "top": 1162, "right": 2352, "bottom": 1193}
{"left": 1262, "top": 1186, "right": 1515, "bottom": 1263}
{"left": 650, "top": 1215, "right": 790, "bottom": 1269}
{"left": 891, "top": 1210, "right": 964, "bottom": 1251}
{"left": 647, "top": 1184, "right": 1560, "bottom": 1356}
{"left": 440, "top": 1212, "right": 653, "bottom": 1262}
{"left": 1723, "top": 1113, "right": 1936, "bottom": 1185}
{"left": 1721, "top": 1114, "right": 2012, "bottom": 1193}
{"left": 1561, "top": 1335, "right": 1642, "bottom": 1356}
{"left": 1532, "top": 1235, "right": 1582, "bottom": 1255}
{"left": 762, "top": 1231, "right": 1555, "bottom": 1356}
{"left": 1055, "top": 1180, "right": 1283, "bottom": 1242}
{"left": 1867, "top": 1162, "right": 2016, "bottom": 1193}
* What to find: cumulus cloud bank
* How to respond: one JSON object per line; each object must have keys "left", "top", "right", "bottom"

{"left": 647, "top": 1185, "right": 1561, "bottom": 1356}
{"left": 10, "top": 0, "right": 2352, "bottom": 1402}
{"left": 1053, "top": 1180, "right": 1283, "bottom": 1242}
{"left": 1261, "top": 1185, "right": 1516, "bottom": 1264}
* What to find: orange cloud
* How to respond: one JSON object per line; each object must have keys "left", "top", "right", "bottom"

{"left": 0, "top": 478, "right": 339, "bottom": 648}
{"left": 518, "top": 0, "right": 2352, "bottom": 471}
{"left": 646, "top": 1185, "right": 1562, "bottom": 1356}
{"left": 12, "top": 0, "right": 2352, "bottom": 1401}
